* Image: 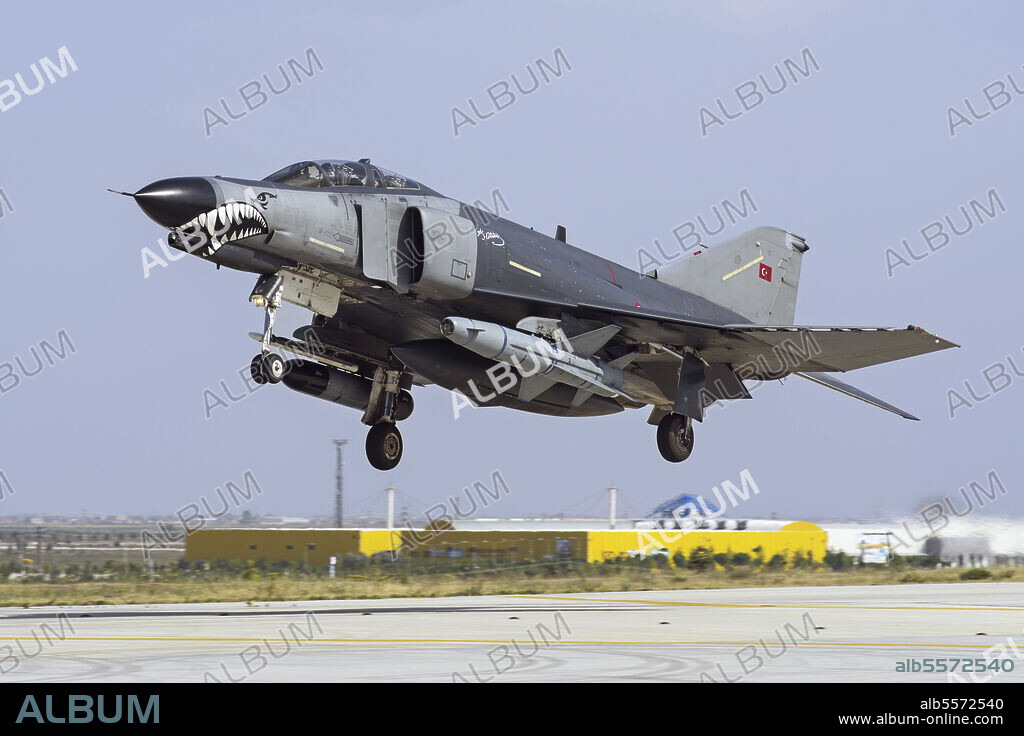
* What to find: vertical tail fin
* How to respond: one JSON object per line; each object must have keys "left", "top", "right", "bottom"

{"left": 654, "top": 226, "right": 808, "bottom": 325}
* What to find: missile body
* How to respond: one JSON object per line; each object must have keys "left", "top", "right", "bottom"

{"left": 439, "top": 316, "right": 628, "bottom": 401}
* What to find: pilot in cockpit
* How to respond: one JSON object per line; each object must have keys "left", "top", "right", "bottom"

{"left": 329, "top": 162, "right": 367, "bottom": 187}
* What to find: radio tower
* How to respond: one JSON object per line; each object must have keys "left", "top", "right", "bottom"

{"left": 333, "top": 439, "right": 348, "bottom": 528}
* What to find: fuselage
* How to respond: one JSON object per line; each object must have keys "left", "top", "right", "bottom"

{"left": 129, "top": 159, "right": 954, "bottom": 468}
{"left": 132, "top": 159, "right": 747, "bottom": 414}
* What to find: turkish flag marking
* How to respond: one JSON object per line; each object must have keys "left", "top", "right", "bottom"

{"left": 759, "top": 263, "right": 772, "bottom": 282}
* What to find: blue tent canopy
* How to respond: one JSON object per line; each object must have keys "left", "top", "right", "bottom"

{"left": 647, "top": 493, "right": 721, "bottom": 519}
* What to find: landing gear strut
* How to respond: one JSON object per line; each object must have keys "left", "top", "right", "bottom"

{"left": 242, "top": 272, "right": 411, "bottom": 470}
{"left": 657, "top": 413, "right": 694, "bottom": 462}
{"left": 248, "top": 273, "right": 286, "bottom": 385}
{"left": 362, "top": 366, "right": 410, "bottom": 471}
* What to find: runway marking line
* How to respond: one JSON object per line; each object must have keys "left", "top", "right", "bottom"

{"left": 0, "top": 636, "right": 1008, "bottom": 650}
{"left": 513, "top": 595, "right": 1024, "bottom": 613}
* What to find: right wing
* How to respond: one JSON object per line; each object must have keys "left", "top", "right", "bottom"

{"left": 571, "top": 301, "right": 958, "bottom": 375}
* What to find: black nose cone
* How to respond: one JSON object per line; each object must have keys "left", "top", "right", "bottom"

{"left": 134, "top": 177, "right": 217, "bottom": 228}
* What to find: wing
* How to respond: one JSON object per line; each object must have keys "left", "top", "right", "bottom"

{"left": 570, "top": 300, "right": 957, "bottom": 375}
{"left": 474, "top": 287, "right": 956, "bottom": 374}
{"left": 469, "top": 287, "right": 956, "bottom": 420}
{"left": 712, "top": 324, "right": 958, "bottom": 373}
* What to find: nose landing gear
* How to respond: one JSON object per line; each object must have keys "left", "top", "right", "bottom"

{"left": 248, "top": 274, "right": 287, "bottom": 385}
{"left": 241, "top": 272, "right": 412, "bottom": 470}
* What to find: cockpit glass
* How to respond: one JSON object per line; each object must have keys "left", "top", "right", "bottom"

{"left": 263, "top": 160, "right": 423, "bottom": 191}
{"left": 262, "top": 162, "right": 327, "bottom": 188}
{"left": 325, "top": 162, "right": 367, "bottom": 187}
{"left": 376, "top": 166, "right": 420, "bottom": 190}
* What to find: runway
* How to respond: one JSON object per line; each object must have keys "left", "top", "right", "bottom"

{"left": 1, "top": 583, "right": 1022, "bottom": 682}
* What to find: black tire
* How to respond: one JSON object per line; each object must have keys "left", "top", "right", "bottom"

{"left": 261, "top": 353, "right": 286, "bottom": 384}
{"left": 366, "top": 422, "right": 403, "bottom": 471}
{"left": 250, "top": 355, "right": 268, "bottom": 385}
{"left": 657, "top": 413, "right": 694, "bottom": 462}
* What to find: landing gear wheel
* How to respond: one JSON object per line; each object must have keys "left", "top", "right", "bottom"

{"left": 250, "top": 355, "right": 268, "bottom": 385}
{"left": 657, "top": 413, "right": 694, "bottom": 463}
{"left": 261, "top": 353, "right": 286, "bottom": 384}
{"left": 366, "top": 423, "right": 403, "bottom": 471}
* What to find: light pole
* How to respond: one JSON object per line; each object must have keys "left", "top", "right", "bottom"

{"left": 333, "top": 439, "right": 348, "bottom": 528}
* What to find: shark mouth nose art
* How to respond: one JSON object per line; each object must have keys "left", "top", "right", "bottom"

{"left": 172, "top": 202, "right": 270, "bottom": 257}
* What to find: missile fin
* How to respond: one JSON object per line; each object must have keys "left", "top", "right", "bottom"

{"left": 608, "top": 352, "right": 639, "bottom": 369}
{"left": 518, "top": 375, "right": 557, "bottom": 402}
{"left": 571, "top": 387, "right": 594, "bottom": 407}
{"left": 571, "top": 379, "right": 637, "bottom": 407}
{"left": 567, "top": 325, "right": 621, "bottom": 357}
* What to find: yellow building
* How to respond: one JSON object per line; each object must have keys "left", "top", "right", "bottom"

{"left": 185, "top": 523, "right": 826, "bottom": 567}
{"left": 590, "top": 522, "right": 827, "bottom": 563}
{"left": 400, "top": 530, "right": 589, "bottom": 562}
{"left": 185, "top": 528, "right": 399, "bottom": 566}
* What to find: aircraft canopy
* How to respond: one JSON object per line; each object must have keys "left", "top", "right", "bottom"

{"left": 262, "top": 160, "right": 422, "bottom": 191}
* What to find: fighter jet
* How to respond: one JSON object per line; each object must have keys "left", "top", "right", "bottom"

{"left": 122, "top": 158, "right": 956, "bottom": 470}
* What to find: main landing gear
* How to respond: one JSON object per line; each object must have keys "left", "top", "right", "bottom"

{"left": 361, "top": 366, "right": 410, "bottom": 471}
{"left": 366, "top": 422, "right": 403, "bottom": 471}
{"left": 248, "top": 273, "right": 287, "bottom": 385}
{"left": 657, "top": 413, "right": 695, "bottom": 463}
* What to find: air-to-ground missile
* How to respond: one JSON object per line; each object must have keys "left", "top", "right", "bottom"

{"left": 439, "top": 316, "right": 636, "bottom": 406}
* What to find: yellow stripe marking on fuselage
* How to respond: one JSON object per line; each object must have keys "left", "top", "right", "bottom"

{"left": 309, "top": 236, "right": 346, "bottom": 254}
{"left": 722, "top": 255, "right": 763, "bottom": 281}
{"left": 509, "top": 260, "right": 541, "bottom": 277}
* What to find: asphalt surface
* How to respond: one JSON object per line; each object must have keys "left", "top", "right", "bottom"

{"left": 1, "top": 583, "right": 1022, "bottom": 682}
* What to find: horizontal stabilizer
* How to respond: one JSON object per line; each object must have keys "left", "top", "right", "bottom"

{"left": 794, "top": 371, "right": 919, "bottom": 420}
